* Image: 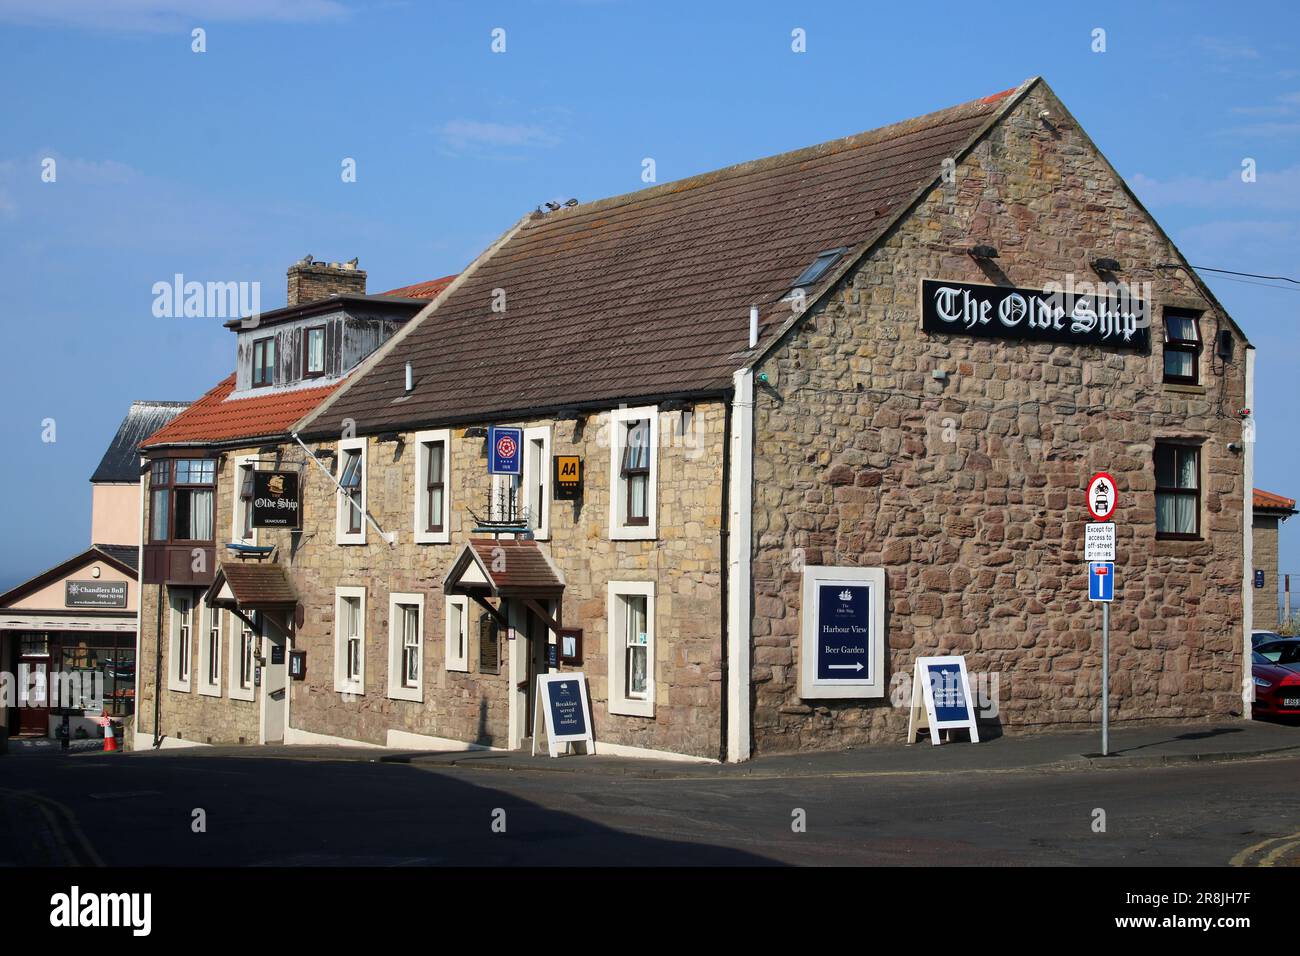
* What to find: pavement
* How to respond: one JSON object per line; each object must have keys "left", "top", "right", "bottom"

{"left": 113, "top": 716, "right": 1300, "bottom": 777}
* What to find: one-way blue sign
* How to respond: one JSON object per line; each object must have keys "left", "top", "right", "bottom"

{"left": 1088, "top": 562, "right": 1115, "bottom": 602}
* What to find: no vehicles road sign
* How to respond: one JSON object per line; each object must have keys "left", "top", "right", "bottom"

{"left": 1087, "top": 472, "right": 1118, "bottom": 522}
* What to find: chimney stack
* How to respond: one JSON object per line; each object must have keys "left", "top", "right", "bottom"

{"left": 286, "top": 256, "right": 366, "bottom": 306}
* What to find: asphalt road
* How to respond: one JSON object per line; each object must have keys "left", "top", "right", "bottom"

{"left": 3, "top": 750, "right": 1299, "bottom": 866}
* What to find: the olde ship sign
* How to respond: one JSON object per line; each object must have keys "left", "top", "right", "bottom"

{"left": 921, "top": 279, "right": 1150, "bottom": 351}
{"left": 252, "top": 471, "right": 301, "bottom": 528}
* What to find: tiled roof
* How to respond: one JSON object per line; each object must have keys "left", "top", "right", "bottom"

{"left": 378, "top": 275, "right": 457, "bottom": 299}
{"left": 1254, "top": 488, "right": 1297, "bottom": 512}
{"left": 93, "top": 544, "right": 140, "bottom": 573}
{"left": 91, "top": 401, "right": 189, "bottom": 481}
{"left": 304, "top": 83, "right": 1023, "bottom": 436}
{"left": 209, "top": 562, "right": 297, "bottom": 609}
{"left": 140, "top": 374, "right": 342, "bottom": 449}
{"left": 445, "top": 538, "right": 565, "bottom": 597}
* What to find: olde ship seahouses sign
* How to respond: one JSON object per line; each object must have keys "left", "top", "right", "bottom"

{"left": 920, "top": 279, "right": 1150, "bottom": 351}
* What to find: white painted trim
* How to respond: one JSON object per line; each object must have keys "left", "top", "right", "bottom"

{"left": 166, "top": 589, "right": 193, "bottom": 693}
{"left": 386, "top": 729, "right": 504, "bottom": 752}
{"left": 445, "top": 595, "right": 469, "bottom": 672}
{"left": 333, "top": 586, "right": 366, "bottom": 695}
{"left": 607, "top": 580, "right": 656, "bottom": 718}
{"left": 386, "top": 592, "right": 425, "bottom": 702}
{"left": 727, "top": 368, "right": 754, "bottom": 762}
{"left": 335, "top": 438, "right": 367, "bottom": 545}
{"left": 197, "top": 603, "right": 223, "bottom": 697}
{"left": 1242, "top": 348, "right": 1256, "bottom": 718}
{"left": 522, "top": 425, "right": 552, "bottom": 540}
{"left": 231, "top": 454, "right": 259, "bottom": 547}
{"left": 154, "top": 737, "right": 212, "bottom": 750}
{"left": 591, "top": 741, "right": 717, "bottom": 764}
{"left": 798, "top": 565, "right": 887, "bottom": 700}
{"left": 227, "top": 612, "right": 256, "bottom": 702}
{"left": 283, "top": 725, "right": 382, "bottom": 748}
{"left": 608, "top": 405, "right": 659, "bottom": 541}
{"left": 133, "top": 456, "right": 145, "bottom": 742}
{"left": 412, "top": 429, "right": 451, "bottom": 544}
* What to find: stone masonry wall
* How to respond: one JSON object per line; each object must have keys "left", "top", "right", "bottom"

{"left": 282, "top": 403, "right": 724, "bottom": 757}
{"left": 750, "top": 85, "right": 1249, "bottom": 753}
{"left": 1252, "top": 517, "right": 1280, "bottom": 631}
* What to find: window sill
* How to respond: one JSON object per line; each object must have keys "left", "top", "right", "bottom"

{"left": 386, "top": 686, "right": 423, "bottom": 703}
{"left": 610, "top": 526, "right": 657, "bottom": 542}
{"left": 609, "top": 698, "right": 655, "bottom": 719}
{"left": 1162, "top": 383, "right": 1206, "bottom": 395}
{"left": 334, "top": 682, "right": 364, "bottom": 696}
{"left": 229, "top": 686, "right": 254, "bottom": 703}
{"left": 167, "top": 681, "right": 191, "bottom": 694}
{"left": 414, "top": 530, "right": 451, "bottom": 545}
{"left": 446, "top": 663, "right": 469, "bottom": 674}
{"left": 336, "top": 534, "right": 366, "bottom": 546}
{"left": 198, "top": 685, "right": 221, "bottom": 698}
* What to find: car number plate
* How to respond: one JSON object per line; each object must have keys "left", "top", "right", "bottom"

{"left": 1283, "top": 697, "right": 1300, "bottom": 708}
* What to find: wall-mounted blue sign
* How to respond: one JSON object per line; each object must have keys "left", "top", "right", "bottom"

{"left": 1088, "top": 561, "right": 1115, "bottom": 602}
{"left": 815, "top": 583, "right": 872, "bottom": 681}
{"left": 1255, "top": 569, "right": 1265, "bottom": 589}
{"left": 488, "top": 426, "right": 523, "bottom": 475}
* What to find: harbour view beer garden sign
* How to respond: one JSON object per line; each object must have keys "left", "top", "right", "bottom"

{"left": 920, "top": 279, "right": 1151, "bottom": 351}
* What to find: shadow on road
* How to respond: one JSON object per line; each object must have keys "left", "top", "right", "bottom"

{"left": 4, "top": 751, "right": 781, "bottom": 867}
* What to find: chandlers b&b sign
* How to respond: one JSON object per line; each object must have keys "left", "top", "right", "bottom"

{"left": 920, "top": 279, "right": 1150, "bottom": 351}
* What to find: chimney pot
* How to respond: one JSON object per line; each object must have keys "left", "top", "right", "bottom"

{"left": 286, "top": 257, "right": 366, "bottom": 306}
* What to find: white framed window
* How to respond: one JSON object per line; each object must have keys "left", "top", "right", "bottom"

{"left": 233, "top": 455, "right": 258, "bottom": 545}
{"left": 387, "top": 592, "right": 425, "bottom": 702}
{"left": 334, "top": 586, "right": 366, "bottom": 694}
{"left": 167, "top": 590, "right": 194, "bottom": 692}
{"left": 413, "top": 429, "right": 451, "bottom": 544}
{"left": 607, "top": 580, "right": 655, "bottom": 717}
{"left": 445, "top": 595, "right": 469, "bottom": 673}
{"left": 228, "top": 612, "right": 256, "bottom": 702}
{"left": 608, "top": 406, "right": 658, "bottom": 540}
{"left": 199, "top": 603, "right": 223, "bottom": 697}
{"left": 523, "top": 425, "right": 551, "bottom": 539}
{"left": 336, "top": 438, "right": 367, "bottom": 545}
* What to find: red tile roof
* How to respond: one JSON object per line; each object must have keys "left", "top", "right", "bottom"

{"left": 207, "top": 562, "right": 298, "bottom": 609}
{"left": 378, "top": 275, "right": 457, "bottom": 299}
{"left": 306, "top": 81, "right": 1028, "bottom": 436}
{"left": 140, "top": 373, "right": 342, "bottom": 449}
{"left": 1254, "top": 488, "right": 1297, "bottom": 512}
{"left": 445, "top": 539, "right": 565, "bottom": 597}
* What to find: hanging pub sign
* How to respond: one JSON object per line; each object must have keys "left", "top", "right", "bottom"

{"left": 65, "top": 580, "right": 128, "bottom": 609}
{"left": 488, "top": 426, "right": 523, "bottom": 475}
{"left": 553, "top": 455, "right": 583, "bottom": 500}
{"left": 920, "top": 279, "right": 1150, "bottom": 351}
{"left": 252, "top": 471, "right": 301, "bottom": 528}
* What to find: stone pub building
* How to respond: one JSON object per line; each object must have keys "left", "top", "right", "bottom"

{"left": 134, "top": 78, "right": 1254, "bottom": 761}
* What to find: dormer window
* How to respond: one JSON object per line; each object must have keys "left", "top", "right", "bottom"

{"left": 304, "top": 326, "right": 325, "bottom": 377}
{"left": 788, "top": 247, "right": 848, "bottom": 294}
{"left": 252, "top": 337, "right": 276, "bottom": 387}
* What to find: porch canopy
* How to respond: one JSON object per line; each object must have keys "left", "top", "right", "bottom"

{"left": 443, "top": 539, "right": 565, "bottom": 629}
{"left": 203, "top": 562, "right": 297, "bottom": 630}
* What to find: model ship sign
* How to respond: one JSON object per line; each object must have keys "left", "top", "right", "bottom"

{"left": 252, "top": 471, "right": 301, "bottom": 528}
{"left": 921, "top": 279, "right": 1150, "bottom": 351}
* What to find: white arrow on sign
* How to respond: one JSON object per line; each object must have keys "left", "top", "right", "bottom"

{"left": 828, "top": 662, "right": 864, "bottom": 671}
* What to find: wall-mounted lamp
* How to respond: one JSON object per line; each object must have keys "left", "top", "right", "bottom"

{"left": 1091, "top": 257, "right": 1122, "bottom": 273}
{"left": 1216, "top": 330, "right": 1234, "bottom": 361}
{"left": 969, "top": 244, "right": 999, "bottom": 260}
{"left": 464, "top": 426, "right": 488, "bottom": 439}
{"left": 377, "top": 432, "right": 405, "bottom": 447}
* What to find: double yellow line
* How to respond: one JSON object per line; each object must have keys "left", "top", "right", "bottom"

{"left": 0, "top": 788, "right": 104, "bottom": 867}
{"left": 1231, "top": 829, "right": 1300, "bottom": 867}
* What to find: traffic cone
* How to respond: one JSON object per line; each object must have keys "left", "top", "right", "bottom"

{"left": 102, "top": 714, "right": 118, "bottom": 752}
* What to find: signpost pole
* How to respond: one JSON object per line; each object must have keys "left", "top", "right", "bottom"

{"left": 1102, "top": 601, "right": 1110, "bottom": 757}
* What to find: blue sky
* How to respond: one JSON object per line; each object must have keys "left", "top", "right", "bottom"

{"left": 1, "top": 0, "right": 1298, "bottom": 604}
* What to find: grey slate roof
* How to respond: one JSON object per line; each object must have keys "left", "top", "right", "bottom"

{"left": 90, "top": 401, "right": 190, "bottom": 483}
{"left": 93, "top": 544, "right": 139, "bottom": 573}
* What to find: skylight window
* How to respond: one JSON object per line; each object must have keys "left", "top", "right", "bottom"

{"left": 789, "top": 248, "right": 848, "bottom": 291}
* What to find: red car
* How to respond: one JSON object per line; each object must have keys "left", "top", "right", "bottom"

{"left": 1253, "top": 639, "right": 1300, "bottom": 718}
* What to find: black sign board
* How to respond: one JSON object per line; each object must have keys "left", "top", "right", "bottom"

{"left": 547, "top": 642, "right": 558, "bottom": 669}
{"left": 479, "top": 616, "right": 500, "bottom": 674}
{"left": 271, "top": 644, "right": 285, "bottom": 665}
{"left": 921, "top": 279, "right": 1150, "bottom": 351}
{"left": 289, "top": 650, "right": 306, "bottom": 681}
{"left": 553, "top": 455, "right": 583, "bottom": 500}
{"left": 545, "top": 678, "right": 587, "bottom": 738}
{"left": 252, "top": 471, "right": 301, "bottom": 528}
{"left": 65, "top": 580, "right": 128, "bottom": 609}
{"left": 1255, "top": 570, "right": 1265, "bottom": 589}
